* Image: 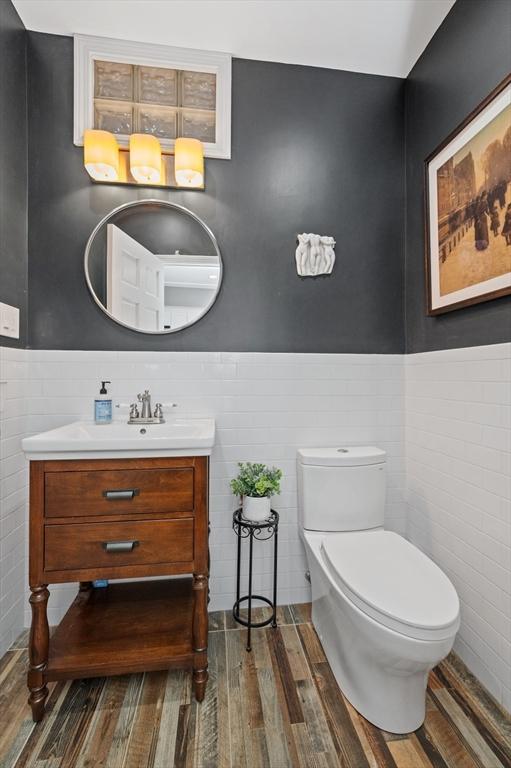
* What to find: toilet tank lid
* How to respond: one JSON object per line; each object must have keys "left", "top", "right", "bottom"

{"left": 297, "top": 446, "right": 386, "bottom": 467}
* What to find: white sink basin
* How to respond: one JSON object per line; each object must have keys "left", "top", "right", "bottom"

{"left": 22, "top": 419, "right": 215, "bottom": 460}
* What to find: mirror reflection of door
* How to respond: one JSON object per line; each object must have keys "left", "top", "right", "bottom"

{"left": 107, "top": 224, "right": 165, "bottom": 331}
{"left": 86, "top": 201, "right": 222, "bottom": 334}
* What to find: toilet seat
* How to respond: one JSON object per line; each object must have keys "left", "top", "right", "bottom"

{"left": 320, "top": 530, "right": 460, "bottom": 641}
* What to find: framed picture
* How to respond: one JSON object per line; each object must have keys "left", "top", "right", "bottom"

{"left": 425, "top": 74, "right": 511, "bottom": 314}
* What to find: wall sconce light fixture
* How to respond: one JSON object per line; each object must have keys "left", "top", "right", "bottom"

{"left": 83, "top": 130, "right": 204, "bottom": 189}
{"left": 174, "top": 138, "right": 204, "bottom": 188}
{"left": 129, "top": 133, "right": 162, "bottom": 184}
{"left": 84, "top": 129, "right": 119, "bottom": 181}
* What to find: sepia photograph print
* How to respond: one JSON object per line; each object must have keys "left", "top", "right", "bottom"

{"left": 425, "top": 74, "right": 511, "bottom": 314}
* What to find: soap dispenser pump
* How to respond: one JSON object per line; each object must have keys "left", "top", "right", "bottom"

{"left": 95, "top": 381, "right": 112, "bottom": 424}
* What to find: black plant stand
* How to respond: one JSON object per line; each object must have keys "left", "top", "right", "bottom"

{"left": 232, "top": 508, "right": 279, "bottom": 651}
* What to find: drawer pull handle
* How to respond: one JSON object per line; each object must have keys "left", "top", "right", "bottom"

{"left": 102, "top": 540, "right": 139, "bottom": 553}
{"left": 103, "top": 489, "right": 140, "bottom": 500}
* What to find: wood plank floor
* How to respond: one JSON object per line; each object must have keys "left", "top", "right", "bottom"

{"left": 1, "top": 604, "right": 509, "bottom": 768}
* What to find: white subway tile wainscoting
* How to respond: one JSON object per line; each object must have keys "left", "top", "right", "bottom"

{"left": 0, "top": 346, "right": 29, "bottom": 655}
{"left": 406, "top": 342, "right": 511, "bottom": 712}
{"left": 3, "top": 349, "right": 404, "bottom": 629}
{"left": 1, "top": 343, "right": 509, "bottom": 715}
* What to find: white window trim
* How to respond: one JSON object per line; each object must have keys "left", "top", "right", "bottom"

{"left": 74, "top": 34, "right": 232, "bottom": 159}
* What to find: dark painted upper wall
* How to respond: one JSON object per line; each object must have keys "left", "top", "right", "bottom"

{"left": 0, "top": 0, "right": 27, "bottom": 348}
{"left": 5, "top": 0, "right": 511, "bottom": 354}
{"left": 405, "top": 0, "right": 511, "bottom": 353}
{"left": 27, "top": 32, "right": 405, "bottom": 352}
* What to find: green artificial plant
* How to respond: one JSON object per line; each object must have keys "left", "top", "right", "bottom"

{"left": 230, "top": 462, "right": 282, "bottom": 499}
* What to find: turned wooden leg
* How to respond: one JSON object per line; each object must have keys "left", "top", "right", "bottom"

{"left": 28, "top": 585, "right": 50, "bottom": 722}
{"left": 192, "top": 573, "right": 208, "bottom": 702}
{"left": 207, "top": 523, "right": 211, "bottom": 606}
{"left": 193, "top": 666, "right": 208, "bottom": 702}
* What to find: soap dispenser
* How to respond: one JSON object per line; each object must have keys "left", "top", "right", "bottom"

{"left": 94, "top": 381, "right": 112, "bottom": 424}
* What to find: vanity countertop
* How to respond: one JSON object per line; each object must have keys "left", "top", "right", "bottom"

{"left": 21, "top": 418, "right": 215, "bottom": 460}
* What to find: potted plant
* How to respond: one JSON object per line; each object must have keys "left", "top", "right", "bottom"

{"left": 230, "top": 462, "right": 282, "bottom": 522}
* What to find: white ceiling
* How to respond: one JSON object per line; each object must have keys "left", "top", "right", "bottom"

{"left": 12, "top": 0, "right": 455, "bottom": 78}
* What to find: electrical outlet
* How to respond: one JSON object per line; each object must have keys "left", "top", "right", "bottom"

{"left": 0, "top": 302, "right": 20, "bottom": 339}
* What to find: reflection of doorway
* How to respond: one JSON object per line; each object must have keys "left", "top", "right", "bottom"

{"left": 159, "top": 255, "right": 220, "bottom": 329}
{"left": 107, "top": 225, "right": 165, "bottom": 331}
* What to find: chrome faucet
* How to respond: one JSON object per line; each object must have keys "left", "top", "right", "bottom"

{"left": 138, "top": 390, "right": 152, "bottom": 419}
{"left": 127, "top": 390, "right": 166, "bottom": 424}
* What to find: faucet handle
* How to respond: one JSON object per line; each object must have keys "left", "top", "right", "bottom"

{"left": 129, "top": 403, "right": 139, "bottom": 419}
{"left": 154, "top": 403, "right": 163, "bottom": 419}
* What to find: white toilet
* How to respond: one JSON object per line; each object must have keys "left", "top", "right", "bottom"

{"left": 298, "top": 446, "right": 460, "bottom": 734}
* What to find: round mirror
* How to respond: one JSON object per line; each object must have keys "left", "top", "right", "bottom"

{"left": 84, "top": 199, "right": 222, "bottom": 334}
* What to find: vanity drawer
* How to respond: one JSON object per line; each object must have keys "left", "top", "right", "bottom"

{"left": 45, "top": 468, "right": 194, "bottom": 519}
{"left": 44, "top": 518, "right": 194, "bottom": 572}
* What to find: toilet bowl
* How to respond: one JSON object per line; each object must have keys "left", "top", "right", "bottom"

{"left": 297, "top": 446, "right": 460, "bottom": 734}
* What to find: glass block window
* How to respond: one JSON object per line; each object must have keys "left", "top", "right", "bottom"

{"left": 93, "top": 61, "right": 216, "bottom": 143}
{"left": 75, "top": 36, "right": 231, "bottom": 158}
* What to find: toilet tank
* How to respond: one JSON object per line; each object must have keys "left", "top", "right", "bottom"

{"left": 297, "top": 446, "right": 386, "bottom": 531}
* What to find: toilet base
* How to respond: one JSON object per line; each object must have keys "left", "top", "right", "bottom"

{"left": 312, "top": 598, "right": 431, "bottom": 733}
{"left": 304, "top": 532, "right": 456, "bottom": 734}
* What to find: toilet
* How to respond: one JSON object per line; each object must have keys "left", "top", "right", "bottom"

{"left": 297, "top": 446, "right": 460, "bottom": 734}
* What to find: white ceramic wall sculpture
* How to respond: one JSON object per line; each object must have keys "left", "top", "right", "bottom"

{"left": 295, "top": 233, "right": 336, "bottom": 277}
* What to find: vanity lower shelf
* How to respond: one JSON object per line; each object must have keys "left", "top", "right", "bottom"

{"left": 47, "top": 579, "right": 194, "bottom": 680}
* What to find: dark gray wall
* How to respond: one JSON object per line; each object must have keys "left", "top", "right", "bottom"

{"left": 27, "top": 32, "right": 405, "bottom": 352}
{"left": 405, "top": 0, "right": 511, "bottom": 353}
{"left": 7, "top": 2, "right": 511, "bottom": 354}
{"left": 0, "top": 0, "right": 27, "bottom": 348}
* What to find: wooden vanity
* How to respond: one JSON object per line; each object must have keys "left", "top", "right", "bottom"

{"left": 27, "top": 455, "right": 209, "bottom": 722}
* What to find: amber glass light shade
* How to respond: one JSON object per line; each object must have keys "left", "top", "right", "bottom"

{"left": 84, "top": 129, "right": 119, "bottom": 181}
{"left": 174, "top": 138, "right": 204, "bottom": 187}
{"left": 129, "top": 133, "right": 162, "bottom": 184}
